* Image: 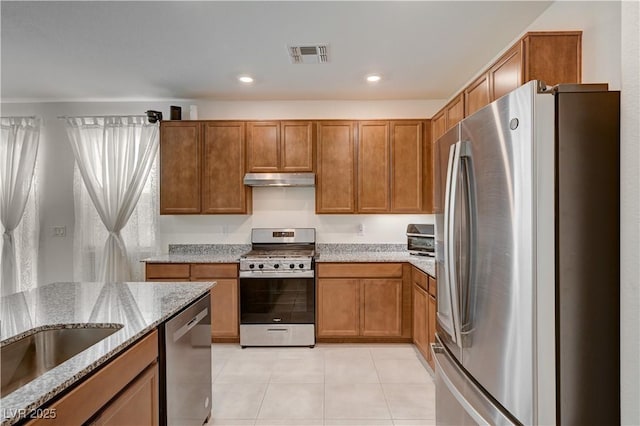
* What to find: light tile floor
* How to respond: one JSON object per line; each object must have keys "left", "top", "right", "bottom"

{"left": 210, "top": 344, "right": 436, "bottom": 426}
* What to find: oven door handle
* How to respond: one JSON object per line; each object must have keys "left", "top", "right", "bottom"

{"left": 239, "top": 270, "right": 315, "bottom": 278}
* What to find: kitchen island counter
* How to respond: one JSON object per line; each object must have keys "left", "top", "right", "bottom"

{"left": 0, "top": 281, "right": 213, "bottom": 425}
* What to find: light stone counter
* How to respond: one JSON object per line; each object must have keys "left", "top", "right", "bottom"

{"left": 0, "top": 281, "right": 213, "bottom": 425}
{"left": 316, "top": 244, "right": 436, "bottom": 277}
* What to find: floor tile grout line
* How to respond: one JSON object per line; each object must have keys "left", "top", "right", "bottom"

{"left": 372, "top": 348, "right": 395, "bottom": 421}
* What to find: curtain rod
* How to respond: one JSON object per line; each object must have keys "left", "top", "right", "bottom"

{"left": 57, "top": 115, "right": 148, "bottom": 119}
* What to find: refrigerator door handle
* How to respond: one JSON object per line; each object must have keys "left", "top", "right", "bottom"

{"left": 444, "top": 141, "right": 462, "bottom": 344}
{"left": 459, "top": 142, "right": 478, "bottom": 342}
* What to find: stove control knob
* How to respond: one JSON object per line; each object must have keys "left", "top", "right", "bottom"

{"left": 258, "top": 264, "right": 264, "bottom": 269}
{"left": 299, "top": 264, "right": 305, "bottom": 269}
{"left": 274, "top": 264, "right": 280, "bottom": 269}
{"left": 249, "top": 264, "right": 255, "bottom": 269}
{"left": 289, "top": 264, "right": 295, "bottom": 269}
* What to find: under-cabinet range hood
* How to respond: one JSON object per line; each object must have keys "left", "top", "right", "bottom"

{"left": 243, "top": 172, "right": 315, "bottom": 187}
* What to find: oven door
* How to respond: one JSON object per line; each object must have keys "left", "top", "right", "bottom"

{"left": 240, "top": 275, "right": 315, "bottom": 325}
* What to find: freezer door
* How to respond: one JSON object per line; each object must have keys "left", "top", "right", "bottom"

{"left": 433, "top": 341, "right": 516, "bottom": 425}
{"left": 455, "top": 81, "right": 553, "bottom": 426}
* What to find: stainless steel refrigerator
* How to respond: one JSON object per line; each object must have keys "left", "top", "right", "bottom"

{"left": 432, "top": 80, "right": 620, "bottom": 425}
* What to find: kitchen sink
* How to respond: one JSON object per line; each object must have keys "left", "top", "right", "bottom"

{"left": 0, "top": 325, "right": 123, "bottom": 396}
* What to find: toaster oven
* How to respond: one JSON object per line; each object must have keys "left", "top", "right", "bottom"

{"left": 406, "top": 224, "right": 435, "bottom": 256}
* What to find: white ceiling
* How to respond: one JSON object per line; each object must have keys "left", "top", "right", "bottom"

{"left": 1, "top": 1, "right": 552, "bottom": 102}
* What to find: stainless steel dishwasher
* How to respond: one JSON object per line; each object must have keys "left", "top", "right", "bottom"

{"left": 160, "top": 292, "right": 212, "bottom": 426}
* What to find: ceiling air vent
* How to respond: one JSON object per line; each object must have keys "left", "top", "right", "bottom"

{"left": 287, "top": 44, "right": 329, "bottom": 64}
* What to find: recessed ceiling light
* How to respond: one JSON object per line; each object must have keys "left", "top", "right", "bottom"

{"left": 238, "top": 75, "right": 254, "bottom": 84}
{"left": 366, "top": 74, "right": 382, "bottom": 83}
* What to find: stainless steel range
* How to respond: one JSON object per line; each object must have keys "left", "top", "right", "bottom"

{"left": 239, "top": 228, "right": 316, "bottom": 347}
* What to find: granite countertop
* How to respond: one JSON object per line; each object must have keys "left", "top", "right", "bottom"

{"left": 0, "top": 281, "right": 213, "bottom": 425}
{"left": 315, "top": 245, "right": 435, "bottom": 277}
{"left": 143, "top": 243, "right": 436, "bottom": 277}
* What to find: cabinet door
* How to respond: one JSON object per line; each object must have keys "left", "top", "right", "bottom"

{"left": 212, "top": 279, "right": 239, "bottom": 338}
{"left": 431, "top": 110, "right": 446, "bottom": 144}
{"left": 391, "top": 120, "right": 423, "bottom": 212}
{"left": 317, "top": 279, "right": 359, "bottom": 337}
{"left": 465, "top": 73, "right": 491, "bottom": 116}
{"left": 360, "top": 279, "right": 403, "bottom": 337}
{"left": 91, "top": 363, "right": 159, "bottom": 426}
{"left": 445, "top": 94, "right": 464, "bottom": 131}
{"left": 427, "top": 293, "right": 437, "bottom": 370}
{"left": 522, "top": 32, "right": 581, "bottom": 86}
{"left": 490, "top": 44, "right": 522, "bottom": 102}
{"left": 358, "top": 121, "right": 390, "bottom": 213}
{"left": 413, "top": 283, "right": 430, "bottom": 362}
{"left": 247, "top": 121, "right": 279, "bottom": 172}
{"left": 202, "top": 122, "right": 251, "bottom": 214}
{"left": 316, "top": 121, "right": 356, "bottom": 213}
{"left": 281, "top": 121, "right": 314, "bottom": 172}
{"left": 159, "top": 121, "right": 201, "bottom": 214}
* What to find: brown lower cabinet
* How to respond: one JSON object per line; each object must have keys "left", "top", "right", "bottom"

{"left": 145, "top": 262, "right": 239, "bottom": 341}
{"left": 28, "top": 331, "right": 158, "bottom": 426}
{"left": 316, "top": 263, "right": 412, "bottom": 341}
{"left": 412, "top": 266, "right": 437, "bottom": 370}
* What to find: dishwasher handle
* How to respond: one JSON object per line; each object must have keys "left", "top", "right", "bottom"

{"left": 173, "top": 307, "right": 208, "bottom": 342}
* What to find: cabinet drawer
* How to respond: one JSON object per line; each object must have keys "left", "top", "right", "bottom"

{"left": 428, "top": 275, "right": 437, "bottom": 297}
{"left": 145, "top": 263, "right": 190, "bottom": 279}
{"left": 190, "top": 263, "right": 238, "bottom": 278}
{"left": 317, "top": 263, "right": 403, "bottom": 278}
{"left": 411, "top": 267, "right": 428, "bottom": 291}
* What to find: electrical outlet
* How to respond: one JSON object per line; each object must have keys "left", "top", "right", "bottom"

{"left": 357, "top": 223, "right": 365, "bottom": 236}
{"left": 53, "top": 226, "right": 66, "bottom": 237}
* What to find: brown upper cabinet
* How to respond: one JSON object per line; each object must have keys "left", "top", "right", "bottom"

{"left": 246, "top": 121, "right": 314, "bottom": 172}
{"left": 324, "top": 120, "right": 430, "bottom": 214}
{"left": 316, "top": 121, "right": 357, "bottom": 213}
{"left": 358, "top": 121, "right": 390, "bottom": 213}
{"left": 436, "top": 31, "right": 582, "bottom": 140}
{"left": 159, "top": 121, "right": 202, "bottom": 214}
{"left": 159, "top": 121, "right": 251, "bottom": 215}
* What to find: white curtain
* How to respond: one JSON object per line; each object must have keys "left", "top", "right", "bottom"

{"left": 64, "top": 116, "right": 159, "bottom": 282}
{"left": 0, "top": 116, "right": 40, "bottom": 296}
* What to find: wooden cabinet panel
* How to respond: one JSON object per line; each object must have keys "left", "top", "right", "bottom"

{"left": 431, "top": 111, "right": 446, "bottom": 144}
{"left": 465, "top": 73, "right": 491, "bottom": 116}
{"left": 391, "top": 121, "right": 424, "bottom": 212}
{"left": 281, "top": 121, "right": 314, "bottom": 172}
{"left": 29, "top": 331, "right": 158, "bottom": 426}
{"left": 427, "top": 293, "right": 437, "bottom": 370}
{"left": 428, "top": 275, "right": 437, "bottom": 297}
{"left": 490, "top": 44, "right": 522, "bottom": 101}
{"left": 317, "top": 279, "right": 360, "bottom": 337}
{"left": 159, "top": 122, "right": 201, "bottom": 214}
{"left": 192, "top": 278, "right": 238, "bottom": 338}
{"left": 413, "top": 283, "right": 430, "bottom": 362}
{"left": 360, "top": 279, "right": 403, "bottom": 336}
{"left": 91, "top": 363, "right": 159, "bottom": 426}
{"left": 445, "top": 94, "right": 464, "bottom": 131}
{"left": 522, "top": 32, "right": 581, "bottom": 86}
{"left": 191, "top": 263, "right": 238, "bottom": 278}
{"left": 358, "top": 121, "right": 390, "bottom": 212}
{"left": 202, "top": 121, "right": 251, "bottom": 214}
{"left": 316, "top": 121, "right": 356, "bottom": 213}
{"left": 247, "top": 121, "right": 279, "bottom": 172}
{"left": 317, "top": 263, "right": 403, "bottom": 278}
{"left": 145, "top": 263, "right": 190, "bottom": 280}
{"left": 411, "top": 267, "right": 428, "bottom": 292}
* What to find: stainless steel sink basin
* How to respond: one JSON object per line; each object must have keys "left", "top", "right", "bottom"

{"left": 1, "top": 325, "right": 123, "bottom": 396}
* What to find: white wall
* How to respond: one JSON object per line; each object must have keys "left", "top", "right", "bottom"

{"left": 620, "top": 1, "right": 639, "bottom": 424}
